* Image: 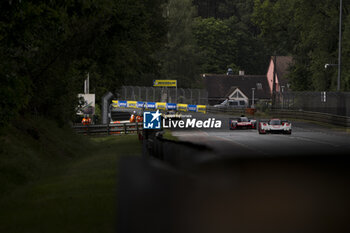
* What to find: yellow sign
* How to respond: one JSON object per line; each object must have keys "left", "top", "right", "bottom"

{"left": 153, "top": 80, "right": 177, "bottom": 87}
{"left": 127, "top": 101, "right": 137, "bottom": 108}
{"left": 156, "top": 102, "right": 167, "bottom": 110}
{"left": 112, "top": 100, "right": 118, "bottom": 108}
{"left": 196, "top": 105, "right": 207, "bottom": 114}
{"left": 177, "top": 104, "right": 188, "bottom": 112}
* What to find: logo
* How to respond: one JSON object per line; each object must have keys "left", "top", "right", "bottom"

{"left": 143, "top": 110, "right": 161, "bottom": 129}
{"left": 163, "top": 118, "right": 222, "bottom": 129}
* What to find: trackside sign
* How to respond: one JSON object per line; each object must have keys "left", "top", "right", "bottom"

{"left": 153, "top": 80, "right": 177, "bottom": 87}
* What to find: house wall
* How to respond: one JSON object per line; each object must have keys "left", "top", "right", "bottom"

{"left": 266, "top": 59, "right": 280, "bottom": 94}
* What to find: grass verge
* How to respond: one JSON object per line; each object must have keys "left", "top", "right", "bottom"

{"left": 0, "top": 117, "right": 141, "bottom": 233}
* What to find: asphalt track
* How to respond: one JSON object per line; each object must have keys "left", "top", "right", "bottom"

{"left": 172, "top": 113, "right": 350, "bottom": 156}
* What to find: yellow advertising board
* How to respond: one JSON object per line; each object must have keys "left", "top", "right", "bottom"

{"left": 112, "top": 100, "right": 118, "bottom": 108}
{"left": 177, "top": 104, "right": 188, "bottom": 112}
{"left": 196, "top": 105, "right": 207, "bottom": 113}
{"left": 153, "top": 80, "right": 177, "bottom": 87}
{"left": 127, "top": 101, "right": 137, "bottom": 108}
{"left": 156, "top": 102, "right": 167, "bottom": 110}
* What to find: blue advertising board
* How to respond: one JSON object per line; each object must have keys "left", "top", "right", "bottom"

{"left": 137, "top": 101, "right": 145, "bottom": 108}
{"left": 146, "top": 102, "right": 156, "bottom": 109}
{"left": 166, "top": 103, "right": 177, "bottom": 110}
{"left": 118, "top": 100, "right": 127, "bottom": 108}
{"left": 188, "top": 105, "right": 197, "bottom": 112}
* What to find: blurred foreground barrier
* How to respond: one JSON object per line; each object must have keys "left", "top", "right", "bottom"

{"left": 270, "top": 109, "right": 350, "bottom": 128}
{"left": 142, "top": 130, "right": 214, "bottom": 170}
{"left": 73, "top": 122, "right": 143, "bottom": 135}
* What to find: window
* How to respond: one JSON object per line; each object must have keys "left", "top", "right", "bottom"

{"left": 239, "top": 100, "right": 245, "bottom": 105}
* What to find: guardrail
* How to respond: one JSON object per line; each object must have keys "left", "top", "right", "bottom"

{"left": 206, "top": 106, "right": 350, "bottom": 128}
{"left": 206, "top": 106, "right": 249, "bottom": 115}
{"left": 73, "top": 122, "right": 143, "bottom": 135}
{"left": 270, "top": 109, "right": 350, "bottom": 128}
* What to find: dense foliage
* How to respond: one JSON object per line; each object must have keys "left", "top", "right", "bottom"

{"left": 156, "top": 0, "right": 201, "bottom": 87}
{"left": 194, "top": 0, "right": 350, "bottom": 91}
{"left": 253, "top": 0, "right": 350, "bottom": 91}
{"left": 1, "top": 0, "right": 350, "bottom": 127}
{"left": 159, "top": 0, "right": 269, "bottom": 86}
{"left": 0, "top": 0, "right": 166, "bottom": 126}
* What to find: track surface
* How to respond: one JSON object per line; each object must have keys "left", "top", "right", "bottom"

{"left": 172, "top": 113, "right": 350, "bottom": 157}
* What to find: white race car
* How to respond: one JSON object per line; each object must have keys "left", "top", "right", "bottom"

{"left": 258, "top": 119, "right": 292, "bottom": 134}
{"left": 229, "top": 116, "right": 257, "bottom": 130}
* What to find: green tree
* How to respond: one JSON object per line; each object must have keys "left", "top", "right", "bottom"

{"left": 192, "top": 0, "right": 268, "bottom": 75}
{"left": 253, "top": 0, "right": 350, "bottom": 91}
{"left": 0, "top": 0, "right": 167, "bottom": 127}
{"left": 193, "top": 17, "right": 239, "bottom": 74}
{"left": 157, "top": 0, "right": 200, "bottom": 87}
{"left": 340, "top": 12, "right": 350, "bottom": 90}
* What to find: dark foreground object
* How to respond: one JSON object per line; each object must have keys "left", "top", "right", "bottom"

{"left": 117, "top": 155, "right": 350, "bottom": 233}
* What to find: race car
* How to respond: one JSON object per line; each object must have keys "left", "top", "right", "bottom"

{"left": 258, "top": 119, "right": 292, "bottom": 134}
{"left": 229, "top": 116, "right": 257, "bottom": 130}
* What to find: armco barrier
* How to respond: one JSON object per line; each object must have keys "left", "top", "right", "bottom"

{"left": 206, "top": 106, "right": 245, "bottom": 115}
{"left": 206, "top": 107, "right": 350, "bottom": 127}
{"left": 73, "top": 122, "right": 143, "bottom": 135}
{"left": 270, "top": 109, "right": 350, "bottom": 128}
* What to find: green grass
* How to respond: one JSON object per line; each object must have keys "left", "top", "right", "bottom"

{"left": 0, "top": 117, "right": 141, "bottom": 233}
